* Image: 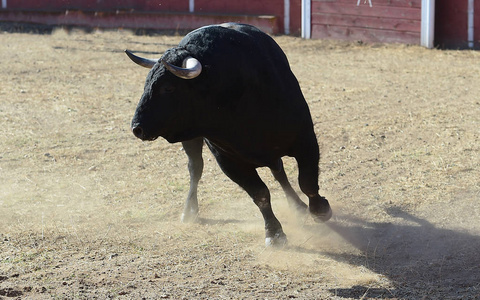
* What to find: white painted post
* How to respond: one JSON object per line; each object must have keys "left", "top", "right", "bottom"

{"left": 421, "top": 0, "right": 435, "bottom": 48}
{"left": 189, "top": 0, "right": 194, "bottom": 13}
{"left": 284, "top": 0, "right": 290, "bottom": 35}
{"left": 468, "top": 0, "right": 474, "bottom": 48}
{"left": 301, "top": 0, "right": 311, "bottom": 39}
{"left": 2, "top": 0, "right": 7, "bottom": 9}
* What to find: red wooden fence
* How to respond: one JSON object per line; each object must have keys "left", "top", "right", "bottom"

{"left": 0, "top": 0, "right": 302, "bottom": 35}
{"left": 435, "top": 0, "right": 480, "bottom": 49}
{"left": 5, "top": 0, "right": 187, "bottom": 12}
{"left": 311, "top": 0, "right": 421, "bottom": 44}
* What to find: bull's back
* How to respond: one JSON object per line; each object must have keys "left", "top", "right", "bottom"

{"left": 181, "top": 24, "right": 315, "bottom": 160}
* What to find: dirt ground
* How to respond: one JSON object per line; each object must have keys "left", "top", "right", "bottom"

{"left": 0, "top": 25, "right": 479, "bottom": 299}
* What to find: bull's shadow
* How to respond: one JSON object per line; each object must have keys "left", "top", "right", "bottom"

{"left": 294, "top": 207, "right": 480, "bottom": 299}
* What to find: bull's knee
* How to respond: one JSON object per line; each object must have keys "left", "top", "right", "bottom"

{"left": 250, "top": 187, "right": 271, "bottom": 209}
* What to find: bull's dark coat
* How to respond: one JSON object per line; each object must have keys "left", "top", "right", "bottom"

{"left": 128, "top": 23, "right": 332, "bottom": 246}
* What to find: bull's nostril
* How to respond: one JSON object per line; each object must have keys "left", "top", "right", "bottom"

{"left": 132, "top": 126, "right": 144, "bottom": 139}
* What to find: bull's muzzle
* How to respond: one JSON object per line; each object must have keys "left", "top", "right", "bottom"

{"left": 131, "top": 124, "right": 158, "bottom": 141}
{"left": 132, "top": 124, "right": 144, "bottom": 139}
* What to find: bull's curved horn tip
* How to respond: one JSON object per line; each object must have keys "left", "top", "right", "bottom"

{"left": 124, "top": 49, "right": 157, "bottom": 69}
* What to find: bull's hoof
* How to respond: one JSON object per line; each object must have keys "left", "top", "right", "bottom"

{"left": 309, "top": 197, "right": 332, "bottom": 223}
{"left": 265, "top": 232, "right": 288, "bottom": 248}
{"left": 181, "top": 210, "right": 199, "bottom": 223}
{"left": 310, "top": 206, "right": 332, "bottom": 223}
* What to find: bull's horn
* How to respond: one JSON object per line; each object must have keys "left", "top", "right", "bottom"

{"left": 161, "top": 57, "right": 202, "bottom": 79}
{"left": 125, "top": 50, "right": 157, "bottom": 68}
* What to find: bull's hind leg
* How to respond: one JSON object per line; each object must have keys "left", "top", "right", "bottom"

{"left": 294, "top": 135, "right": 332, "bottom": 223}
{"left": 270, "top": 159, "right": 308, "bottom": 214}
{"left": 181, "top": 137, "right": 204, "bottom": 223}
{"left": 211, "top": 152, "right": 286, "bottom": 247}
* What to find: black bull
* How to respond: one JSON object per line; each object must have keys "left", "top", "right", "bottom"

{"left": 125, "top": 23, "right": 332, "bottom": 246}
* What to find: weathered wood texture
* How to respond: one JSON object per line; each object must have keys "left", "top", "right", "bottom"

{"left": 311, "top": 0, "right": 421, "bottom": 44}
{"left": 195, "top": 0, "right": 302, "bottom": 35}
{"left": 0, "top": 0, "right": 302, "bottom": 35}
{"left": 0, "top": 10, "right": 279, "bottom": 34}
{"left": 435, "top": 0, "right": 480, "bottom": 49}
{"left": 5, "top": 0, "right": 188, "bottom": 11}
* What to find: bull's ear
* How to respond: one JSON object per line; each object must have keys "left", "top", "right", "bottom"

{"left": 125, "top": 50, "right": 158, "bottom": 68}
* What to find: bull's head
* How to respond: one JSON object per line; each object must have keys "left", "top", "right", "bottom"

{"left": 125, "top": 50, "right": 202, "bottom": 143}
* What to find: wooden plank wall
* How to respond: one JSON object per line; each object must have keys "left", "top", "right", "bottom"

{"left": 195, "top": 0, "right": 302, "bottom": 35}
{"left": 435, "top": 0, "right": 480, "bottom": 49}
{"left": 311, "top": 0, "right": 421, "bottom": 44}
{"left": 476, "top": 1, "right": 480, "bottom": 49}
{"left": 5, "top": 0, "right": 188, "bottom": 12}
{"left": 2, "top": 0, "right": 303, "bottom": 35}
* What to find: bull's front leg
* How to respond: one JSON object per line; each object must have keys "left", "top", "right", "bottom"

{"left": 251, "top": 187, "right": 287, "bottom": 247}
{"left": 181, "top": 137, "right": 204, "bottom": 223}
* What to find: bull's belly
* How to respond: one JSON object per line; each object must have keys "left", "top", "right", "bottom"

{"left": 204, "top": 137, "right": 289, "bottom": 169}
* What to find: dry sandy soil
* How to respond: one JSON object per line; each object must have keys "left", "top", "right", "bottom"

{"left": 0, "top": 25, "right": 479, "bottom": 299}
